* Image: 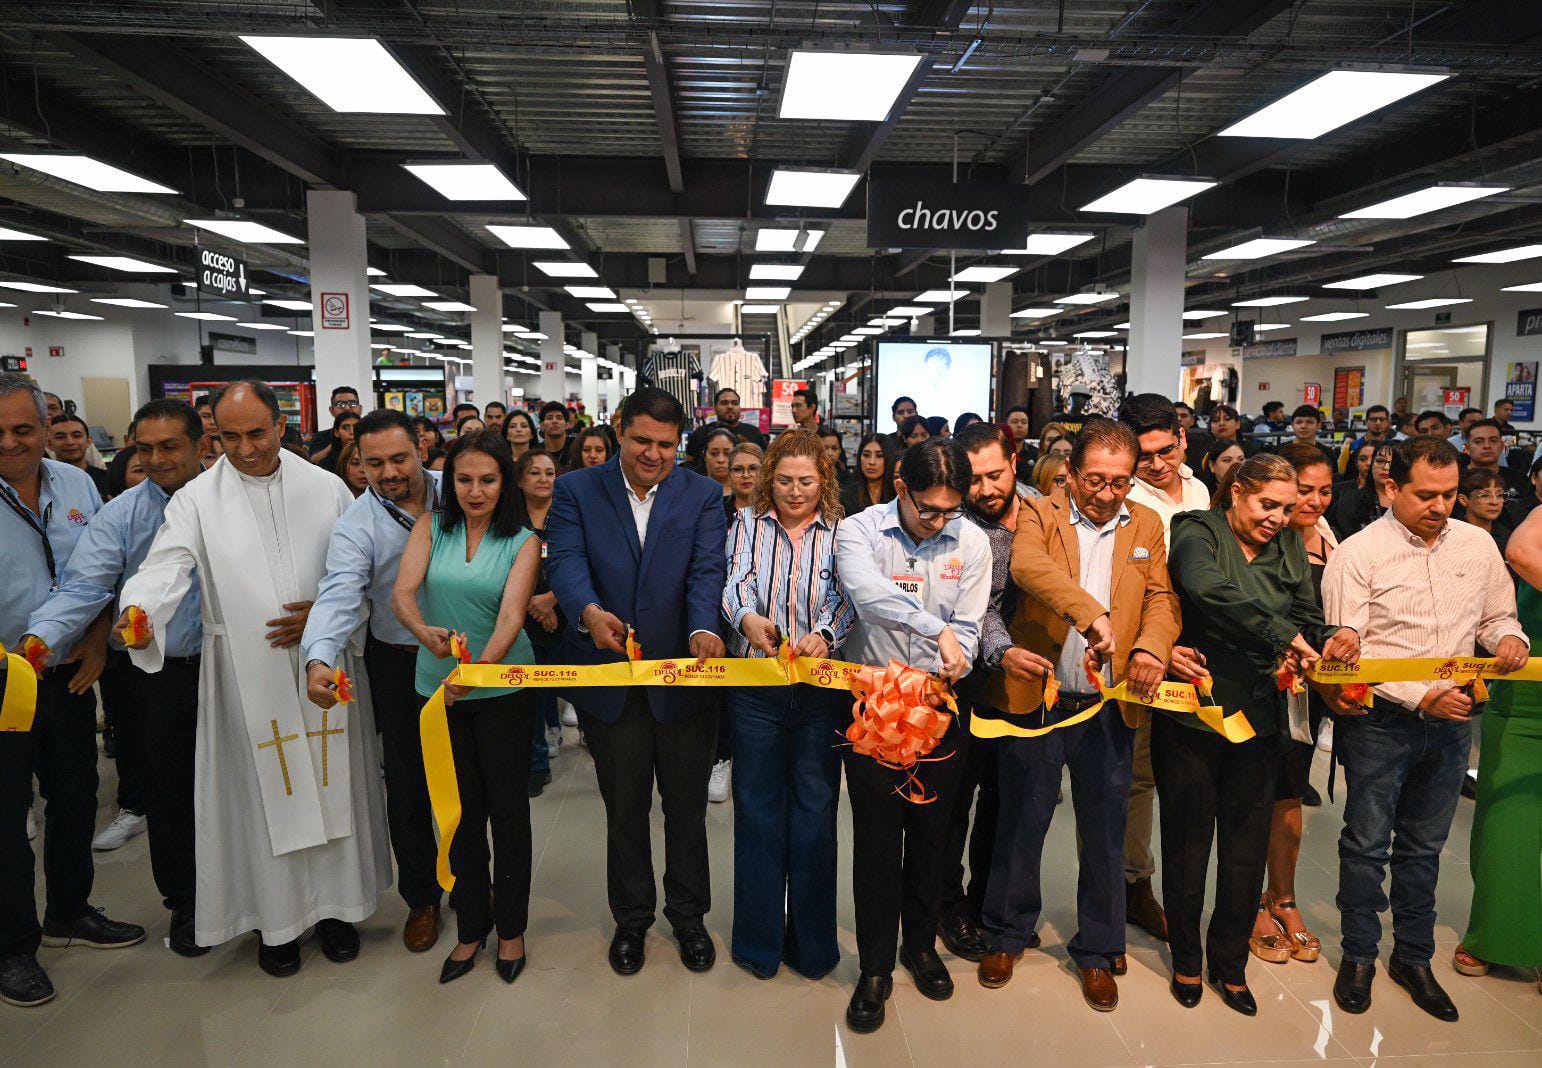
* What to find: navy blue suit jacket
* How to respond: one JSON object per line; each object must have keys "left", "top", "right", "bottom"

{"left": 545, "top": 455, "right": 728, "bottom": 723}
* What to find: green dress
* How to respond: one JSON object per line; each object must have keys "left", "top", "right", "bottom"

{"left": 1464, "top": 581, "right": 1542, "bottom": 966}
{"left": 413, "top": 518, "right": 535, "bottom": 700}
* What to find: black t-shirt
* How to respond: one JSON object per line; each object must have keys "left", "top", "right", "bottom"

{"left": 685, "top": 420, "right": 768, "bottom": 460}
{"left": 83, "top": 464, "right": 112, "bottom": 501}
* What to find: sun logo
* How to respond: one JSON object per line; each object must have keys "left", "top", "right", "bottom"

{"left": 500, "top": 666, "right": 529, "bottom": 686}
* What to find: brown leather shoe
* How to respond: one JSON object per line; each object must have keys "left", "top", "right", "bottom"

{"left": 1079, "top": 966, "right": 1118, "bottom": 1011}
{"left": 403, "top": 905, "right": 441, "bottom": 953}
{"left": 1111, "top": 954, "right": 1127, "bottom": 976}
{"left": 1126, "top": 878, "right": 1168, "bottom": 943}
{"left": 977, "top": 949, "right": 1022, "bottom": 989}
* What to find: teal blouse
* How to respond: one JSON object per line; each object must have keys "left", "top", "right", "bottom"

{"left": 1167, "top": 508, "right": 1340, "bottom": 738}
{"left": 413, "top": 518, "right": 535, "bottom": 699}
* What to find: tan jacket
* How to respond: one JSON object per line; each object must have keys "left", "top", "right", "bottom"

{"left": 1005, "top": 492, "right": 1182, "bottom": 721}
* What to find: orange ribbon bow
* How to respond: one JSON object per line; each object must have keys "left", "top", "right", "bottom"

{"left": 1341, "top": 682, "right": 1371, "bottom": 707}
{"left": 118, "top": 605, "right": 151, "bottom": 648}
{"left": 624, "top": 627, "right": 643, "bottom": 662}
{"left": 332, "top": 668, "right": 355, "bottom": 704}
{"left": 18, "top": 635, "right": 48, "bottom": 675}
{"left": 449, "top": 632, "right": 471, "bottom": 665}
{"left": 844, "top": 660, "right": 957, "bottom": 803}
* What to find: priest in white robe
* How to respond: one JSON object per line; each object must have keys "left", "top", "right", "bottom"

{"left": 117, "top": 380, "right": 389, "bottom": 977}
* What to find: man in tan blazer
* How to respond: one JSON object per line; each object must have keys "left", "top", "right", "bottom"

{"left": 977, "top": 418, "right": 1181, "bottom": 1012}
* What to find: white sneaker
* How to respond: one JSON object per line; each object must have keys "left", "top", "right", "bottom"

{"left": 707, "top": 760, "right": 731, "bottom": 804}
{"left": 560, "top": 702, "right": 578, "bottom": 728}
{"left": 26, "top": 809, "right": 37, "bottom": 841}
{"left": 1316, "top": 719, "right": 1334, "bottom": 753}
{"left": 91, "top": 810, "right": 147, "bottom": 852}
{"left": 545, "top": 726, "right": 562, "bottom": 759}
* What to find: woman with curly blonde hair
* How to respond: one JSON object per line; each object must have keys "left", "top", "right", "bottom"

{"left": 720, "top": 427, "right": 856, "bottom": 980}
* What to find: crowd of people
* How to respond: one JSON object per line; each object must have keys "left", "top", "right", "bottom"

{"left": 2, "top": 370, "right": 1539, "bottom": 1042}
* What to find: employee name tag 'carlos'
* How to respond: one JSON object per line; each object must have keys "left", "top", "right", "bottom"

{"left": 892, "top": 574, "right": 925, "bottom": 598}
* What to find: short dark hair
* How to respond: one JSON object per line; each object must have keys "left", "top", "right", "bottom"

{"left": 1211, "top": 404, "right": 1239, "bottom": 421}
{"left": 355, "top": 408, "right": 416, "bottom": 444}
{"left": 484, "top": 400, "right": 506, "bottom": 414}
{"left": 955, "top": 421, "right": 1013, "bottom": 463}
{"left": 1458, "top": 407, "right": 1482, "bottom": 420}
{"left": 714, "top": 387, "right": 740, "bottom": 404}
{"left": 452, "top": 402, "right": 478, "bottom": 418}
{"left": 1495, "top": 397, "right": 1515, "bottom": 409}
{"left": 330, "top": 385, "right": 359, "bottom": 401}
{"left": 1173, "top": 401, "right": 1194, "bottom": 415}
{"left": 49, "top": 413, "right": 89, "bottom": 434}
{"left": 1069, "top": 416, "right": 1138, "bottom": 472}
{"left": 1461, "top": 467, "right": 1506, "bottom": 497}
{"left": 1005, "top": 405, "right": 1030, "bottom": 419}
{"left": 898, "top": 436, "right": 970, "bottom": 497}
{"left": 617, "top": 386, "right": 685, "bottom": 433}
{"left": 1415, "top": 409, "right": 1449, "bottom": 427}
{"left": 438, "top": 430, "right": 527, "bottom": 538}
{"left": 793, "top": 388, "right": 817, "bottom": 411}
{"left": 210, "top": 378, "right": 282, "bottom": 422}
{"left": 1291, "top": 404, "right": 1321, "bottom": 421}
{"left": 1365, "top": 404, "right": 1389, "bottom": 418}
{"left": 1467, "top": 418, "right": 1503, "bottom": 436}
{"left": 891, "top": 395, "right": 917, "bottom": 413}
{"left": 1389, "top": 435, "right": 1461, "bottom": 486}
{"left": 333, "top": 410, "right": 360, "bottom": 432}
{"left": 539, "top": 401, "right": 568, "bottom": 420}
{"left": 1262, "top": 401, "right": 1285, "bottom": 417}
{"left": 193, "top": 395, "right": 211, "bottom": 412}
{"left": 952, "top": 412, "right": 983, "bottom": 435}
{"left": 131, "top": 398, "right": 202, "bottom": 443}
{"left": 922, "top": 415, "right": 949, "bottom": 437}
{"left": 1117, "top": 393, "right": 1180, "bottom": 436}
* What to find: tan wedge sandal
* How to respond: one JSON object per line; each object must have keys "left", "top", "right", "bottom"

{"left": 1248, "top": 899, "right": 1293, "bottom": 964}
{"left": 1265, "top": 893, "right": 1321, "bottom": 963}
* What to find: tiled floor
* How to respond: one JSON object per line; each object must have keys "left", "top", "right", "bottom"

{"left": 4, "top": 732, "right": 1539, "bottom": 1066}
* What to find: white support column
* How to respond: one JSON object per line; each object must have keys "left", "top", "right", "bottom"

{"left": 981, "top": 282, "right": 1013, "bottom": 338}
{"left": 469, "top": 275, "right": 503, "bottom": 411}
{"left": 538, "top": 310, "right": 565, "bottom": 405}
{"left": 1126, "top": 205, "right": 1189, "bottom": 398}
{"left": 305, "top": 190, "right": 373, "bottom": 424}
{"left": 579, "top": 330, "right": 600, "bottom": 416}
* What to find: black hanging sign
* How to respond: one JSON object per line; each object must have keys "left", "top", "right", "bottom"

{"left": 867, "top": 179, "right": 1032, "bottom": 250}
{"left": 197, "top": 247, "right": 249, "bottom": 299}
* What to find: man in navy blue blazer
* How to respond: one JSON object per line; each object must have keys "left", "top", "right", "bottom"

{"left": 546, "top": 386, "right": 728, "bottom": 976}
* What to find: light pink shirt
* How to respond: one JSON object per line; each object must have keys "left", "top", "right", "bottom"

{"left": 1322, "top": 511, "right": 1527, "bottom": 710}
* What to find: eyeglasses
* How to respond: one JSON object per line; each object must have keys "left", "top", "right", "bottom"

{"left": 333, "top": 399, "right": 361, "bottom": 411}
{"left": 729, "top": 464, "right": 759, "bottom": 477}
{"left": 1075, "top": 475, "right": 1134, "bottom": 493}
{"left": 1136, "top": 442, "right": 1182, "bottom": 467}
{"left": 1469, "top": 491, "right": 1506, "bottom": 503}
{"left": 912, "top": 503, "right": 965, "bottom": 522}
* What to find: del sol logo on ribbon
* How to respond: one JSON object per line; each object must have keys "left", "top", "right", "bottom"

{"left": 867, "top": 179, "right": 1031, "bottom": 250}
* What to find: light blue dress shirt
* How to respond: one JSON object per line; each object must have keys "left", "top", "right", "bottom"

{"left": 832, "top": 499, "right": 992, "bottom": 675}
{"left": 1055, "top": 498, "right": 1130, "bottom": 695}
{"left": 1, "top": 458, "right": 101, "bottom": 663}
{"left": 301, "top": 470, "right": 441, "bottom": 668}
{"left": 26, "top": 478, "right": 204, "bottom": 659}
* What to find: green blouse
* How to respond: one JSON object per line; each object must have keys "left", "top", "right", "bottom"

{"left": 1167, "top": 508, "right": 1340, "bottom": 738}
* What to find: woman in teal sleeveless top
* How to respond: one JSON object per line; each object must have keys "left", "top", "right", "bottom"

{"left": 393, "top": 431, "right": 540, "bottom": 986}
{"left": 1457, "top": 508, "right": 1542, "bottom": 987}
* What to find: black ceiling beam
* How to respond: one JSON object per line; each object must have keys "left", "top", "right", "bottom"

{"left": 631, "top": 0, "right": 685, "bottom": 195}
{"left": 489, "top": 250, "right": 916, "bottom": 294}
{"left": 1008, "top": 0, "right": 1296, "bottom": 185}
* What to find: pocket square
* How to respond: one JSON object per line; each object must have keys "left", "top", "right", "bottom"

{"left": 1130, "top": 546, "right": 1151, "bottom": 561}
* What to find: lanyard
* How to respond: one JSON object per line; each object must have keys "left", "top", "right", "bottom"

{"left": 371, "top": 479, "right": 437, "bottom": 535}
{"left": 1, "top": 485, "right": 56, "bottom": 584}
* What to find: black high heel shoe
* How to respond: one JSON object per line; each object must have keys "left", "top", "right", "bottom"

{"left": 1170, "top": 976, "right": 1203, "bottom": 1008}
{"left": 496, "top": 942, "right": 527, "bottom": 984}
{"left": 1208, "top": 974, "right": 1258, "bottom": 1016}
{"left": 439, "top": 938, "right": 485, "bottom": 984}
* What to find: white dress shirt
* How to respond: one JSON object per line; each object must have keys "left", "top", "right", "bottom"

{"left": 1125, "top": 463, "right": 1209, "bottom": 549}
{"left": 1057, "top": 499, "right": 1130, "bottom": 694}
{"left": 621, "top": 467, "right": 660, "bottom": 547}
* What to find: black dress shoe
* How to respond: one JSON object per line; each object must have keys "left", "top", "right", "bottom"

{"left": 258, "top": 938, "right": 301, "bottom": 977}
{"left": 899, "top": 945, "right": 955, "bottom": 1001}
{"left": 41, "top": 906, "right": 145, "bottom": 949}
{"left": 1169, "top": 976, "right": 1202, "bottom": 1008}
{"left": 316, "top": 918, "right": 360, "bottom": 963}
{"left": 609, "top": 926, "right": 646, "bottom": 976}
{"left": 168, "top": 909, "right": 209, "bottom": 958}
{"left": 1209, "top": 976, "right": 1258, "bottom": 1016}
{"left": 1389, "top": 956, "right": 1459, "bottom": 1021}
{"left": 1334, "top": 960, "right": 1375, "bottom": 1014}
{"left": 0, "top": 954, "right": 55, "bottom": 1008}
{"left": 1302, "top": 783, "right": 1323, "bottom": 807}
{"left": 676, "top": 924, "right": 715, "bottom": 972}
{"left": 496, "top": 952, "right": 527, "bottom": 984}
{"left": 937, "top": 914, "right": 988, "bottom": 963}
{"left": 845, "top": 974, "right": 892, "bottom": 1033}
{"left": 439, "top": 939, "right": 484, "bottom": 984}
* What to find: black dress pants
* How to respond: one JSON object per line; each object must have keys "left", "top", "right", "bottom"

{"left": 843, "top": 722, "right": 967, "bottom": 977}
{"left": 0, "top": 667, "right": 98, "bottom": 957}
{"left": 447, "top": 689, "right": 537, "bottom": 944}
{"left": 99, "top": 651, "right": 146, "bottom": 815}
{"left": 580, "top": 691, "right": 717, "bottom": 933}
{"left": 1151, "top": 713, "right": 1279, "bottom": 986}
{"left": 939, "top": 706, "right": 999, "bottom": 926}
{"left": 365, "top": 638, "right": 444, "bottom": 910}
{"left": 130, "top": 658, "right": 199, "bottom": 914}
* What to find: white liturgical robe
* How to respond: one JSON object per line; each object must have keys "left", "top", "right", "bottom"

{"left": 120, "top": 449, "right": 390, "bottom": 946}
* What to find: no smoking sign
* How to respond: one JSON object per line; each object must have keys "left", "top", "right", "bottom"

{"left": 320, "top": 292, "right": 350, "bottom": 330}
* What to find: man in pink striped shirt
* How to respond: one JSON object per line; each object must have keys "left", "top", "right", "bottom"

{"left": 1322, "top": 435, "right": 1528, "bottom": 1023}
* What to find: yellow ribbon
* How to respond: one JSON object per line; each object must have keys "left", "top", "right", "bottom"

{"left": 969, "top": 677, "right": 1256, "bottom": 743}
{"left": 0, "top": 652, "right": 39, "bottom": 733}
{"left": 1306, "top": 656, "right": 1542, "bottom": 684}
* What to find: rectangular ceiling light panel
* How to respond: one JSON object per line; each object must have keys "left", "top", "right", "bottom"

{"left": 533, "top": 261, "right": 598, "bottom": 279}
{"left": 1323, "top": 273, "right": 1422, "bottom": 290}
{"left": 1080, "top": 177, "right": 1216, "bottom": 214}
{"left": 749, "top": 263, "right": 806, "bottom": 281}
{"left": 765, "top": 168, "right": 861, "bottom": 209}
{"left": 1202, "top": 238, "right": 1315, "bottom": 260}
{"left": 0, "top": 152, "right": 176, "bottom": 194}
{"left": 1004, "top": 233, "right": 1094, "bottom": 256}
{"left": 1218, "top": 70, "right": 1449, "bottom": 140}
{"left": 67, "top": 255, "right": 176, "bottom": 274}
{"left": 403, "top": 162, "right": 524, "bottom": 201}
{"left": 1454, "top": 244, "right": 1542, "bottom": 264}
{"left": 422, "top": 300, "right": 477, "bottom": 312}
{"left": 1231, "top": 295, "right": 1307, "bottom": 307}
{"left": 1340, "top": 184, "right": 1509, "bottom": 219}
{"left": 185, "top": 219, "right": 303, "bottom": 245}
{"left": 779, "top": 51, "right": 923, "bottom": 121}
{"left": 239, "top": 36, "right": 444, "bottom": 114}
{"left": 951, "top": 265, "right": 1018, "bottom": 283}
{"left": 486, "top": 224, "right": 568, "bottom": 249}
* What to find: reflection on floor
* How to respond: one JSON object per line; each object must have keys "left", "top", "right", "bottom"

{"left": 4, "top": 734, "right": 1539, "bottom": 1066}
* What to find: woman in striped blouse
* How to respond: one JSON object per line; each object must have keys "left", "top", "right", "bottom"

{"left": 721, "top": 428, "right": 856, "bottom": 980}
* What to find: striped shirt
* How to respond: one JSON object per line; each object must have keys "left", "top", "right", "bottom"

{"left": 722, "top": 506, "right": 855, "bottom": 657}
{"left": 1322, "top": 511, "right": 1527, "bottom": 710}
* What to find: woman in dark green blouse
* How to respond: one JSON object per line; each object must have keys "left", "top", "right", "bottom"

{"left": 1161, "top": 452, "right": 1357, "bottom": 1016}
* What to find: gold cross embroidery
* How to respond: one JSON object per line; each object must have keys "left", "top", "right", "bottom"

{"left": 306, "top": 709, "right": 345, "bottom": 788}
{"left": 258, "top": 718, "right": 300, "bottom": 796}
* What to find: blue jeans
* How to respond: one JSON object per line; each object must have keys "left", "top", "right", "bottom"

{"left": 1336, "top": 706, "right": 1470, "bottom": 966}
{"left": 727, "top": 684, "right": 843, "bottom": 979}
{"left": 528, "top": 693, "right": 560, "bottom": 776}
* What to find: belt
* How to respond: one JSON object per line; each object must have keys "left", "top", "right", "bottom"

{"left": 1372, "top": 695, "right": 1466, "bottom": 724}
{"left": 163, "top": 653, "right": 202, "bottom": 668}
{"left": 374, "top": 640, "right": 416, "bottom": 654}
{"left": 1053, "top": 690, "right": 1103, "bottom": 712}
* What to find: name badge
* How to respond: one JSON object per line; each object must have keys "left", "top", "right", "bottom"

{"left": 892, "top": 574, "right": 924, "bottom": 597}
{"left": 540, "top": 541, "right": 549, "bottom": 560}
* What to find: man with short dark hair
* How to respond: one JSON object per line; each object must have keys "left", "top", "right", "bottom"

{"left": 482, "top": 400, "right": 507, "bottom": 433}
{"left": 1415, "top": 410, "right": 1450, "bottom": 438}
{"left": 540, "top": 401, "right": 575, "bottom": 467}
{"left": 1283, "top": 404, "right": 1338, "bottom": 469}
{"left": 451, "top": 402, "right": 478, "bottom": 424}
{"left": 1340, "top": 404, "right": 1393, "bottom": 475}
{"left": 892, "top": 395, "right": 918, "bottom": 430}
{"left": 308, "top": 386, "right": 362, "bottom": 457}
{"left": 1493, "top": 398, "right": 1517, "bottom": 435}
{"left": 546, "top": 386, "right": 728, "bottom": 978}
{"left": 1253, "top": 401, "right": 1289, "bottom": 436}
{"left": 1324, "top": 435, "right": 1528, "bottom": 1022}
{"left": 23, "top": 399, "right": 207, "bottom": 957}
{"left": 301, "top": 408, "right": 444, "bottom": 953}
{"left": 0, "top": 373, "right": 143, "bottom": 1009}
{"left": 1464, "top": 419, "right": 1528, "bottom": 497}
{"left": 684, "top": 387, "right": 767, "bottom": 460}
{"left": 1448, "top": 407, "right": 1483, "bottom": 450}
{"left": 790, "top": 388, "right": 820, "bottom": 432}
{"left": 49, "top": 414, "right": 110, "bottom": 499}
